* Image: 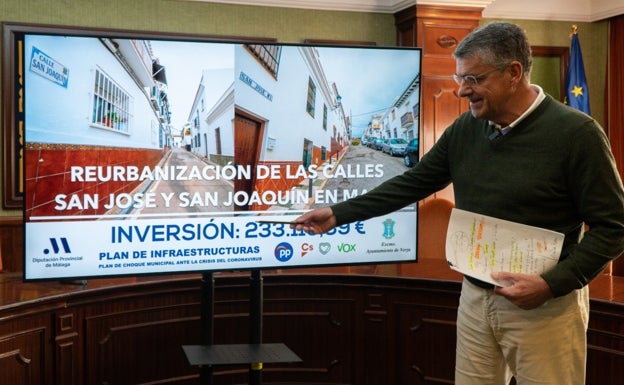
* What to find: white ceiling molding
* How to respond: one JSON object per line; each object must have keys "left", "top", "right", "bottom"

{"left": 416, "top": 0, "right": 493, "bottom": 7}
{"left": 179, "top": 0, "right": 623, "bottom": 21}
{"left": 483, "top": 1, "right": 593, "bottom": 22}
{"left": 590, "top": 0, "right": 624, "bottom": 21}
{"left": 178, "top": 0, "right": 416, "bottom": 13}
{"left": 431, "top": 0, "right": 624, "bottom": 21}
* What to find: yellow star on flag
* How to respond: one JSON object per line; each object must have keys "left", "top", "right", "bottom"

{"left": 571, "top": 85, "right": 584, "bottom": 97}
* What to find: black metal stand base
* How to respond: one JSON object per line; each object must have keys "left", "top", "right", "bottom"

{"left": 182, "top": 343, "right": 301, "bottom": 366}
{"left": 183, "top": 270, "right": 300, "bottom": 385}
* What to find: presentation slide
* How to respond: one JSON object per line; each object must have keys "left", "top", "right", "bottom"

{"left": 19, "top": 30, "right": 422, "bottom": 280}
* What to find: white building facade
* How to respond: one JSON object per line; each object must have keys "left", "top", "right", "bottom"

{"left": 25, "top": 35, "right": 171, "bottom": 149}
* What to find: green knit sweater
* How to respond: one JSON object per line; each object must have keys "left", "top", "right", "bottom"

{"left": 331, "top": 95, "right": 624, "bottom": 297}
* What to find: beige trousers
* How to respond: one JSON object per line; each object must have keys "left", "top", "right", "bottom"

{"left": 455, "top": 278, "right": 589, "bottom": 385}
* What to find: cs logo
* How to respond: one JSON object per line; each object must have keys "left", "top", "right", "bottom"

{"left": 301, "top": 243, "right": 313, "bottom": 257}
{"left": 274, "top": 242, "right": 294, "bottom": 262}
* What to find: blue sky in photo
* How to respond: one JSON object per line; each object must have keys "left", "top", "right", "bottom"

{"left": 151, "top": 40, "right": 420, "bottom": 137}
{"left": 316, "top": 46, "right": 421, "bottom": 136}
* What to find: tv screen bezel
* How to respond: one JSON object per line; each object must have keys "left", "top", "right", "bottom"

{"left": 4, "top": 23, "right": 422, "bottom": 281}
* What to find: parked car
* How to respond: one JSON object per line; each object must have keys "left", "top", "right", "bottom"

{"left": 403, "top": 138, "right": 419, "bottom": 167}
{"left": 382, "top": 138, "right": 408, "bottom": 156}
{"left": 372, "top": 138, "right": 387, "bottom": 150}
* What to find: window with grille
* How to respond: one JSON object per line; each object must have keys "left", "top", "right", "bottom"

{"left": 215, "top": 127, "right": 222, "bottom": 155}
{"left": 323, "top": 104, "right": 328, "bottom": 130}
{"left": 306, "top": 77, "right": 316, "bottom": 117}
{"left": 245, "top": 44, "right": 281, "bottom": 78}
{"left": 92, "top": 68, "right": 131, "bottom": 133}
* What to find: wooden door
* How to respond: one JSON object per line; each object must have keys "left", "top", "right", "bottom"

{"left": 395, "top": 5, "right": 482, "bottom": 202}
{"left": 420, "top": 76, "right": 468, "bottom": 201}
{"left": 234, "top": 113, "right": 262, "bottom": 211}
{"left": 420, "top": 77, "right": 468, "bottom": 157}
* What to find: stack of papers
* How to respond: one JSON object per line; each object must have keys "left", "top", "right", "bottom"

{"left": 445, "top": 208, "right": 564, "bottom": 287}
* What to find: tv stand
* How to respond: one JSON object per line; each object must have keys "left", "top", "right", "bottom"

{"left": 182, "top": 270, "right": 301, "bottom": 385}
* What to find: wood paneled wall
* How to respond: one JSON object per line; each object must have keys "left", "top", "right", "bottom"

{"left": 0, "top": 274, "right": 622, "bottom": 384}
{"left": 397, "top": 5, "right": 481, "bottom": 203}
{"left": 606, "top": 14, "right": 624, "bottom": 276}
{"left": 0, "top": 216, "right": 23, "bottom": 271}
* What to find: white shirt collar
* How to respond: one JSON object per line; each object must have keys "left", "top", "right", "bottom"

{"left": 490, "top": 85, "right": 546, "bottom": 134}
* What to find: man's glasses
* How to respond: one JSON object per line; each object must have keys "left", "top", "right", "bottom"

{"left": 452, "top": 68, "right": 500, "bottom": 87}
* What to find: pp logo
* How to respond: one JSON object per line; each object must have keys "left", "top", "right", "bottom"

{"left": 274, "top": 242, "right": 294, "bottom": 262}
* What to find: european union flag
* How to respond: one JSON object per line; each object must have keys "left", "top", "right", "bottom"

{"left": 565, "top": 32, "right": 590, "bottom": 114}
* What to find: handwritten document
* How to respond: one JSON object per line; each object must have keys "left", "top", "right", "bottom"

{"left": 445, "top": 208, "right": 564, "bottom": 287}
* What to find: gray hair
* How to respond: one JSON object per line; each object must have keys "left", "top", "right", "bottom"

{"left": 453, "top": 22, "right": 532, "bottom": 77}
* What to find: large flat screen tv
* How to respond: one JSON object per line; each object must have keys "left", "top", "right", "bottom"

{"left": 6, "top": 24, "right": 422, "bottom": 281}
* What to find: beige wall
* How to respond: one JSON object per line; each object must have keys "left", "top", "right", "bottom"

{"left": 0, "top": 0, "right": 397, "bottom": 44}
{"left": 0, "top": 0, "right": 397, "bottom": 217}
{"left": 483, "top": 18, "right": 608, "bottom": 126}
{"left": 0, "top": 2, "right": 611, "bottom": 217}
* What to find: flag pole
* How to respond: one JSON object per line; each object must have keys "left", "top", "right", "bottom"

{"left": 565, "top": 24, "right": 590, "bottom": 114}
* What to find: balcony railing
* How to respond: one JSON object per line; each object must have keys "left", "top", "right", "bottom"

{"left": 401, "top": 112, "right": 414, "bottom": 127}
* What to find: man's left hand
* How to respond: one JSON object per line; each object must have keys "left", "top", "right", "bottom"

{"left": 491, "top": 272, "right": 554, "bottom": 310}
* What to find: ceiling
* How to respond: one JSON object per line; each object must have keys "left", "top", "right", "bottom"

{"left": 185, "top": 0, "right": 624, "bottom": 22}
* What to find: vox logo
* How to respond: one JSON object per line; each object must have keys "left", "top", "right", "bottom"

{"left": 337, "top": 243, "right": 356, "bottom": 253}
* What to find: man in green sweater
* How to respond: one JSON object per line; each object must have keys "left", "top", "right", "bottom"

{"left": 293, "top": 22, "right": 624, "bottom": 385}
